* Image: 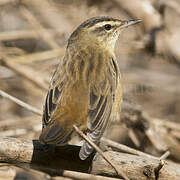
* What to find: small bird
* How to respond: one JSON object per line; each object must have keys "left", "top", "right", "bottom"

{"left": 39, "top": 16, "right": 141, "bottom": 160}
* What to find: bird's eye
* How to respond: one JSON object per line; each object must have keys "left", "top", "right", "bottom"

{"left": 104, "top": 24, "right": 112, "bottom": 31}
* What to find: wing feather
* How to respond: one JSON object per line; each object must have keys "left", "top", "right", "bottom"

{"left": 79, "top": 57, "right": 120, "bottom": 160}
{"left": 40, "top": 58, "right": 70, "bottom": 144}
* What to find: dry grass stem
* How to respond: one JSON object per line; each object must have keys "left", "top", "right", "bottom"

{"left": 62, "top": 169, "right": 123, "bottom": 180}
{"left": 159, "top": 151, "right": 170, "bottom": 161}
{"left": 20, "top": 6, "right": 59, "bottom": 49}
{"left": 0, "top": 89, "right": 42, "bottom": 116}
{"left": 1, "top": 56, "right": 48, "bottom": 90}
{"left": 101, "top": 137, "right": 159, "bottom": 159}
{"left": 10, "top": 49, "right": 65, "bottom": 64}
{"left": 0, "top": 29, "right": 59, "bottom": 41}
{"left": 128, "top": 128, "right": 141, "bottom": 147}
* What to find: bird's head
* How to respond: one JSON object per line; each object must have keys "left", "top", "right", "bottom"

{"left": 68, "top": 17, "right": 141, "bottom": 53}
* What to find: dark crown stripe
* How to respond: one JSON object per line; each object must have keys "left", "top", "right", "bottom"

{"left": 79, "top": 16, "right": 118, "bottom": 28}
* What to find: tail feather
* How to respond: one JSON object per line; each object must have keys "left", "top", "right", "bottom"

{"left": 79, "top": 102, "right": 111, "bottom": 160}
{"left": 39, "top": 124, "right": 71, "bottom": 145}
{"left": 79, "top": 129, "right": 101, "bottom": 160}
{"left": 79, "top": 140, "right": 94, "bottom": 160}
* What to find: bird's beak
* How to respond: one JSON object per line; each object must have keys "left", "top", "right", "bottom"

{"left": 120, "top": 19, "right": 142, "bottom": 29}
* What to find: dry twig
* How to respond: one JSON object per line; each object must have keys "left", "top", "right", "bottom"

{"left": 101, "top": 137, "right": 159, "bottom": 160}
{"left": 73, "top": 125, "right": 129, "bottom": 180}
{"left": 0, "top": 89, "right": 42, "bottom": 116}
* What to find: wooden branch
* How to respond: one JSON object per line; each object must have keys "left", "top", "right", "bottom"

{"left": 92, "top": 151, "right": 180, "bottom": 180}
{"left": 0, "top": 137, "right": 121, "bottom": 180}
{"left": 0, "top": 137, "right": 91, "bottom": 172}
{"left": 0, "top": 136, "right": 180, "bottom": 180}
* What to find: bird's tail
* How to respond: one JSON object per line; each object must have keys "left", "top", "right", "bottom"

{"left": 79, "top": 129, "right": 100, "bottom": 160}
{"left": 39, "top": 123, "right": 72, "bottom": 145}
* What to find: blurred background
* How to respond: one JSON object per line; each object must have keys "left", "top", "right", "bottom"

{"left": 0, "top": 0, "right": 180, "bottom": 179}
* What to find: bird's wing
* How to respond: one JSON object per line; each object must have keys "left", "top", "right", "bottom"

{"left": 42, "top": 61, "right": 66, "bottom": 127}
{"left": 79, "top": 58, "right": 120, "bottom": 160}
{"left": 39, "top": 57, "right": 71, "bottom": 144}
